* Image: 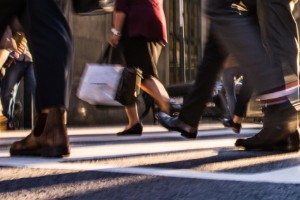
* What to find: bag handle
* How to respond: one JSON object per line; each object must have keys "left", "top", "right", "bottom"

{"left": 98, "top": 44, "right": 112, "bottom": 63}
{"left": 98, "top": 44, "right": 126, "bottom": 65}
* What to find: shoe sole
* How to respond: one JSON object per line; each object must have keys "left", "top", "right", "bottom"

{"left": 157, "top": 115, "right": 197, "bottom": 139}
{"left": 181, "top": 131, "right": 197, "bottom": 139}
{"left": 10, "top": 146, "right": 70, "bottom": 158}
{"left": 232, "top": 128, "right": 241, "bottom": 134}
{"left": 241, "top": 145, "right": 299, "bottom": 152}
{"left": 117, "top": 133, "right": 142, "bottom": 136}
{"left": 236, "top": 131, "right": 300, "bottom": 152}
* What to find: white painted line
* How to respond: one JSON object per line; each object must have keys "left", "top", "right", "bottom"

{"left": 1, "top": 159, "right": 300, "bottom": 184}
{"left": 0, "top": 138, "right": 235, "bottom": 162}
{"left": 0, "top": 123, "right": 262, "bottom": 138}
{"left": 0, "top": 136, "right": 299, "bottom": 184}
{"left": 9, "top": 125, "right": 299, "bottom": 185}
{"left": 0, "top": 128, "right": 260, "bottom": 147}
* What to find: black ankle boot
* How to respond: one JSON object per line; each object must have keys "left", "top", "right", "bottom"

{"left": 117, "top": 122, "right": 143, "bottom": 136}
{"left": 235, "top": 101, "right": 297, "bottom": 150}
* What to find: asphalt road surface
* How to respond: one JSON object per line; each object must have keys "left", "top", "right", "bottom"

{"left": 1, "top": 123, "right": 300, "bottom": 200}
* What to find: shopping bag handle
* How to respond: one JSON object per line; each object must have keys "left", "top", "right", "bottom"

{"left": 98, "top": 44, "right": 126, "bottom": 65}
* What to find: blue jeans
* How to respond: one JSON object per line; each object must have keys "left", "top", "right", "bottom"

{"left": 1, "top": 61, "right": 36, "bottom": 121}
{"left": 0, "top": 0, "right": 72, "bottom": 112}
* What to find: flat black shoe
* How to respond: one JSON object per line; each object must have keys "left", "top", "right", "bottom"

{"left": 117, "top": 123, "right": 143, "bottom": 136}
{"left": 222, "top": 118, "right": 241, "bottom": 134}
{"left": 157, "top": 112, "right": 197, "bottom": 139}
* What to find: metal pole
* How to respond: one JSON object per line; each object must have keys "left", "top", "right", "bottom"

{"left": 179, "top": 0, "right": 186, "bottom": 83}
{"left": 173, "top": 0, "right": 177, "bottom": 83}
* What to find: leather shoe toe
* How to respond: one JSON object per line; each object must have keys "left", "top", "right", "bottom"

{"left": 157, "top": 112, "right": 197, "bottom": 139}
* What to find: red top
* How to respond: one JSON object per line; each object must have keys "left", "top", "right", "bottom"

{"left": 115, "top": 0, "right": 167, "bottom": 44}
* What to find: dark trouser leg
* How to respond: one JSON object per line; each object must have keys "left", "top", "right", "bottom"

{"left": 206, "top": 0, "right": 298, "bottom": 150}
{"left": 234, "top": 75, "right": 253, "bottom": 117}
{"left": 178, "top": 30, "right": 227, "bottom": 128}
{"left": 19, "top": 0, "right": 72, "bottom": 112}
{"left": 206, "top": 0, "right": 285, "bottom": 95}
{"left": 257, "top": 0, "right": 299, "bottom": 77}
{"left": 9, "top": 0, "right": 71, "bottom": 157}
{"left": 222, "top": 67, "right": 241, "bottom": 117}
{"left": 23, "top": 62, "right": 36, "bottom": 128}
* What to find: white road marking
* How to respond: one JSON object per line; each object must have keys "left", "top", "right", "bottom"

{"left": 1, "top": 156, "right": 300, "bottom": 184}
{"left": 0, "top": 125, "right": 260, "bottom": 146}
{"left": 6, "top": 125, "right": 300, "bottom": 185}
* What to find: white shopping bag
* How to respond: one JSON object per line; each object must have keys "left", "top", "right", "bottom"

{"left": 77, "top": 63, "right": 124, "bottom": 106}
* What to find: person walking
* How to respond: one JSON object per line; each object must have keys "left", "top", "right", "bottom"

{"left": 224, "top": 0, "right": 299, "bottom": 135}
{"left": 222, "top": 55, "right": 242, "bottom": 119}
{"left": 0, "top": 0, "right": 72, "bottom": 157}
{"left": 0, "top": 21, "right": 36, "bottom": 130}
{"left": 108, "top": 0, "right": 171, "bottom": 136}
{"left": 157, "top": 0, "right": 299, "bottom": 151}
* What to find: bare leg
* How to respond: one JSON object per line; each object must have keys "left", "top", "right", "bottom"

{"left": 118, "top": 103, "right": 143, "bottom": 136}
{"left": 233, "top": 115, "right": 243, "bottom": 124}
{"left": 141, "top": 76, "right": 170, "bottom": 114}
{"left": 124, "top": 104, "right": 140, "bottom": 130}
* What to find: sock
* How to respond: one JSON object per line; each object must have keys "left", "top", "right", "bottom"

{"left": 33, "top": 113, "right": 48, "bottom": 137}
{"left": 260, "top": 96, "right": 288, "bottom": 106}
{"left": 259, "top": 81, "right": 298, "bottom": 106}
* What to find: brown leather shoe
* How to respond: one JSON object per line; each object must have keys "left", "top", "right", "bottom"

{"left": 10, "top": 107, "right": 70, "bottom": 157}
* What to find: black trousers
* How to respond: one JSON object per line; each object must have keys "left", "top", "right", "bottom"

{"left": 0, "top": 0, "right": 72, "bottom": 112}
{"left": 178, "top": 29, "right": 226, "bottom": 127}
{"left": 234, "top": 75, "right": 253, "bottom": 118}
{"left": 258, "top": 0, "right": 299, "bottom": 77}
{"left": 179, "top": 0, "right": 287, "bottom": 127}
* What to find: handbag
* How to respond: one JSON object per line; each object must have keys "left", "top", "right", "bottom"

{"left": 72, "top": 0, "right": 115, "bottom": 16}
{"left": 77, "top": 45, "right": 143, "bottom": 106}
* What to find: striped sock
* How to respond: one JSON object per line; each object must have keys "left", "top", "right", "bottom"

{"left": 259, "top": 81, "right": 298, "bottom": 105}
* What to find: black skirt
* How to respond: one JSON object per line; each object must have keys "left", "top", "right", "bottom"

{"left": 121, "top": 36, "right": 162, "bottom": 80}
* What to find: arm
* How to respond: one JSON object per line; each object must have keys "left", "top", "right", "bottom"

{"left": 0, "top": 26, "right": 15, "bottom": 70}
{"left": 108, "top": 0, "right": 128, "bottom": 47}
{"left": 108, "top": 11, "right": 126, "bottom": 47}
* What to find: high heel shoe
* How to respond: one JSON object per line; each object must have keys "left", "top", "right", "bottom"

{"left": 222, "top": 118, "right": 241, "bottom": 134}
{"left": 117, "top": 122, "right": 143, "bottom": 136}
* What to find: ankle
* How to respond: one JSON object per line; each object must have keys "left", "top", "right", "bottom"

{"left": 233, "top": 116, "right": 243, "bottom": 124}
{"left": 159, "top": 101, "right": 171, "bottom": 115}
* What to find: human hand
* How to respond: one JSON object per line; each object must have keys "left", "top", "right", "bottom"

{"left": 15, "top": 41, "right": 26, "bottom": 55}
{"left": 108, "top": 34, "right": 120, "bottom": 47}
{"left": 108, "top": 28, "right": 121, "bottom": 47}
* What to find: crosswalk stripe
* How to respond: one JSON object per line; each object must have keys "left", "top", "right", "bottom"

{"left": 4, "top": 125, "right": 299, "bottom": 184}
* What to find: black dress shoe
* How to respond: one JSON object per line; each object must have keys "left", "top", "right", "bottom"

{"left": 157, "top": 112, "right": 197, "bottom": 139}
{"left": 117, "top": 123, "right": 143, "bottom": 136}
{"left": 222, "top": 118, "right": 241, "bottom": 134}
